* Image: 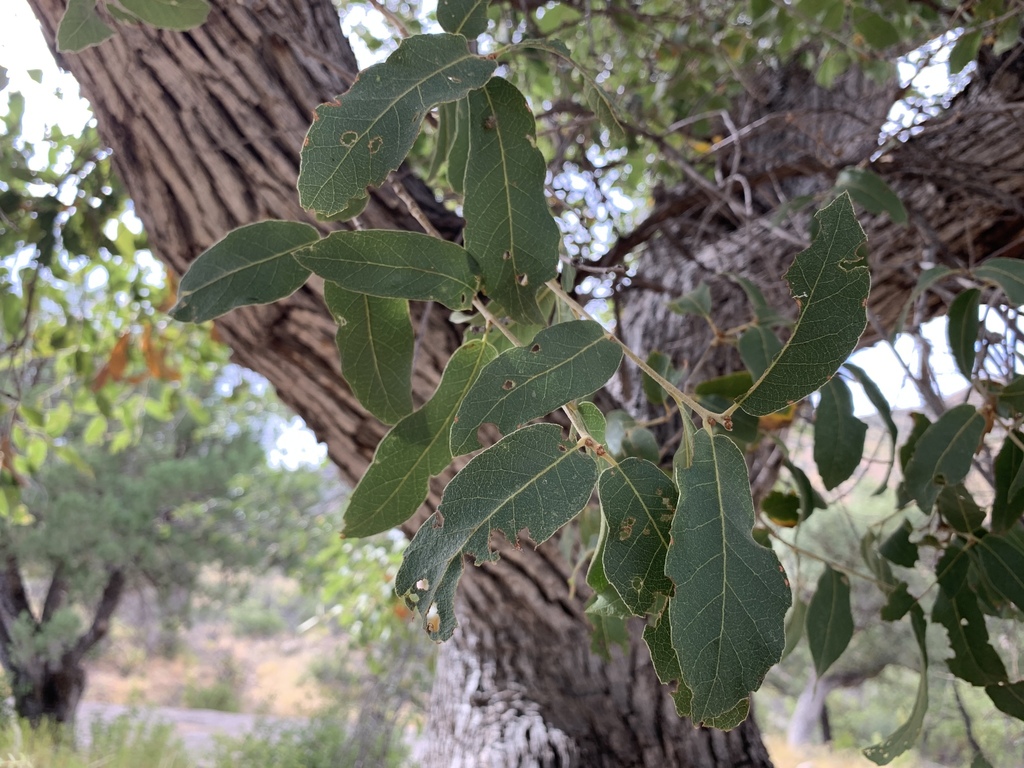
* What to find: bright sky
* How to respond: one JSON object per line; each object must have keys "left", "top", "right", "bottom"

{"left": 0, "top": 0, "right": 968, "bottom": 447}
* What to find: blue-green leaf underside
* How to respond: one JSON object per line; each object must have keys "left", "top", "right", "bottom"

{"left": 395, "top": 423, "right": 598, "bottom": 640}
{"left": 599, "top": 458, "right": 677, "bottom": 616}
{"left": 451, "top": 320, "right": 622, "bottom": 454}
{"left": 342, "top": 339, "right": 497, "bottom": 538}
{"left": 325, "top": 283, "right": 413, "bottom": 425}
{"left": 170, "top": 220, "right": 318, "bottom": 323}
{"left": 298, "top": 33, "right": 495, "bottom": 218}
{"left": 463, "top": 78, "right": 560, "bottom": 323}
{"left": 666, "top": 431, "right": 791, "bottom": 724}
{"left": 296, "top": 230, "right": 479, "bottom": 311}
{"left": 736, "top": 194, "right": 869, "bottom": 415}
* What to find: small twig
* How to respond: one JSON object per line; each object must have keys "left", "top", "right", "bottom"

{"left": 545, "top": 280, "right": 726, "bottom": 427}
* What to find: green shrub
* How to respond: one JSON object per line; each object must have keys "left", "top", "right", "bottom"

{"left": 227, "top": 599, "right": 287, "bottom": 638}
{"left": 182, "top": 680, "right": 241, "bottom": 713}
{"left": 0, "top": 715, "right": 192, "bottom": 767}
{"left": 211, "top": 712, "right": 411, "bottom": 768}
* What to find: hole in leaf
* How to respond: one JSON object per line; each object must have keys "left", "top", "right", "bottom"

{"left": 530, "top": 343, "right": 541, "bottom": 353}
{"left": 557, "top": 444, "right": 567, "bottom": 452}
{"left": 502, "top": 380, "right": 515, "bottom": 390}
{"left": 630, "top": 577, "right": 644, "bottom": 592}
{"left": 501, "top": 251, "right": 511, "bottom": 261}
{"left": 416, "top": 578, "right": 430, "bottom": 591}
{"left": 516, "top": 274, "right": 529, "bottom": 287}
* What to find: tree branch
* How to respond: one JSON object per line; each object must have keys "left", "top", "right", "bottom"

{"left": 72, "top": 569, "right": 125, "bottom": 661}
{"left": 40, "top": 562, "right": 68, "bottom": 624}
{"left": 1, "top": 554, "right": 35, "bottom": 625}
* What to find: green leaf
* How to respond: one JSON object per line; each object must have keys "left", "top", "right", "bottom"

{"left": 395, "top": 423, "right": 598, "bottom": 639}
{"left": 813, "top": 377, "right": 867, "bottom": 490}
{"left": 666, "top": 431, "right": 791, "bottom": 724}
{"left": 296, "top": 230, "right": 479, "bottom": 310}
{"left": 806, "top": 565, "right": 854, "bottom": 678}
{"left": 880, "top": 582, "right": 915, "bottom": 622}
{"left": 986, "top": 681, "right": 1024, "bottom": 722}
{"left": 762, "top": 490, "right": 801, "bottom": 527}
{"left": 695, "top": 372, "right": 753, "bottom": 400}
{"left": 936, "top": 485, "right": 985, "bottom": 534}
{"left": 451, "top": 320, "right": 622, "bottom": 453}
{"left": 428, "top": 101, "right": 456, "bottom": 181}
{"left": 56, "top": 0, "right": 114, "bottom": 52}
{"left": 974, "top": 532, "right": 1024, "bottom": 613}
{"left": 728, "top": 274, "right": 787, "bottom": 327}
{"left": 890, "top": 265, "right": 953, "bottom": 339}
{"left": 447, "top": 97, "right": 471, "bottom": 194}
{"left": 506, "top": 39, "right": 627, "bottom": 141}
{"left": 170, "top": 221, "right": 317, "bottom": 323}
{"left": 782, "top": 598, "right": 808, "bottom": 660}
{"left": 44, "top": 402, "right": 73, "bottom": 439}
{"left": 621, "top": 426, "right": 661, "bottom": 463}
{"left": 437, "top": 0, "right": 488, "bottom": 37}
{"left": 83, "top": 415, "right": 107, "bottom": 446}
{"left": 975, "top": 257, "right": 1024, "bottom": 305}
{"left": 993, "top": 432, "right": 1024, "bottom": 532}
{"left": 324, "top": 283, "right": 413, "bottom": 425}
{"left": 835, "top": 167, "right": 907, "bottom": 223}
{"left": 844, "top": 362, "right": 898, "bottom": 492}
{"left": 880, "top": 519, "right": 918, "bottom": 567}
{"left": 599, "top": 458, "right": 677, "bottom": 616}
{"left": 783, "top": 457, "right": 827, "bottom": 522}
{"left": 948, "top": 288, "right": 981, "bottom": 379}
{"left": 933, "top": 545, "right": 1007, "bottom": 686}
{"left": 903, "top": 405, "right": 985, "bottom": 513}
{"left": 666, "top": 283, "right": 712, "bottom": 321}
{"left": 643, "top": 607, "right": 693, "bottom": 717}
{"left": 738, "top": 326, "right": 783, "bottom": 380}
{"left": 578, "top": 401, "right": 606, "bottom": 444}
{"left": 949, "top": 30, "right": 983, "bottom": 74}
{"left": 464, "top": 77, "right": 559, "bottom": 323}
{"left": 736, "top": 194, "right": 869, "bottom": 415}
{"left": 589, "top": 611, "right": 630, "bottom": 660}
{"left": 852, "top": 8, "right": 901, "bottom": 49}
{"left": 298, "top": 34, "right": 495, "bottom": 217}
{"left": 342, "top": 339, "right": 496, "bottom": 538}
{"left": 862, "top": 606, "right": 929, "bottom": 765}
{"left": 604, "top": 410, "right": 635, "bottom": 457}
{"left": 999, "top": 376, "right": 1024, "bottom": 416}
{"left": 117, "top": 0, "right": 210, "bottom": 29}
{"left": 642, "top": 350, "right": 672, "bottom": 406}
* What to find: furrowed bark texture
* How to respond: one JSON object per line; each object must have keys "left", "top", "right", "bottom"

{"left": 26, "top": 0, "right": 774, "bottom": 763}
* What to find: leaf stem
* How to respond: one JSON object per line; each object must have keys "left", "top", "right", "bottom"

{"left": 544, "top": 280, "right": 728, "bottom": 427}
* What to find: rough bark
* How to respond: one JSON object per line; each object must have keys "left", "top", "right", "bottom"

{"left": 24, "top": 0, "right": 774, "bottom": 763}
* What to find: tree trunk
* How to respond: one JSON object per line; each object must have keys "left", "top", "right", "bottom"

{"left": 24, "top": 0, "right": 774, "bottom": 763}
{"left": 10, "top": 661, "right": 86, "bottom": 728}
